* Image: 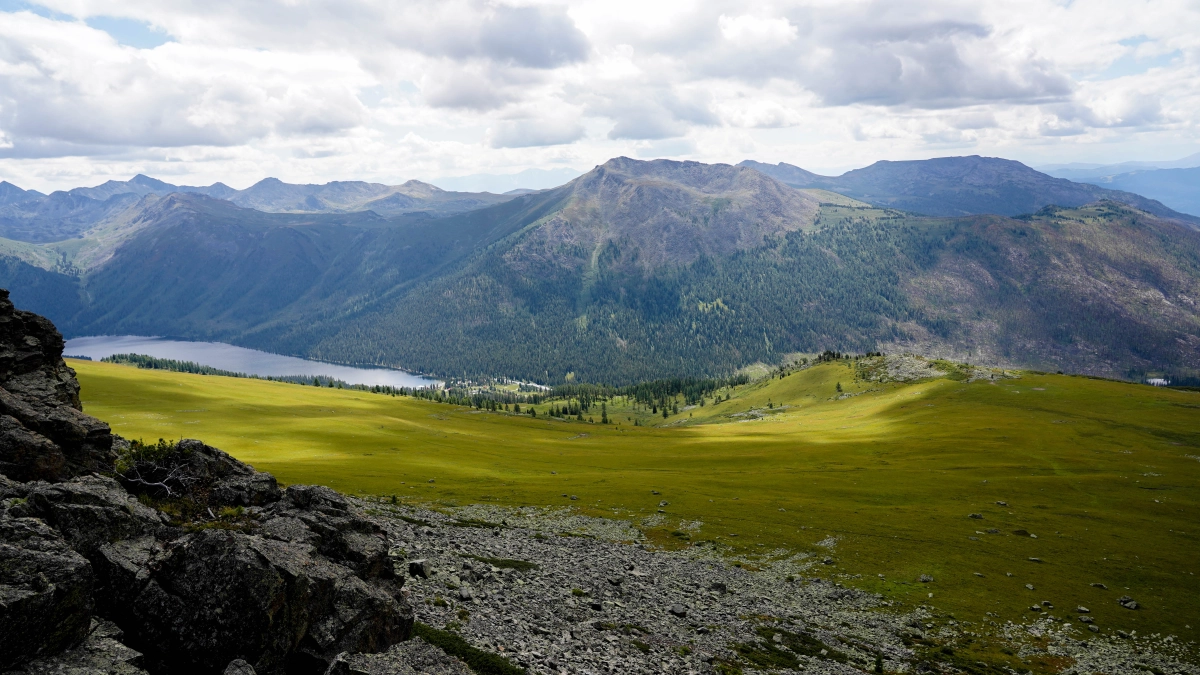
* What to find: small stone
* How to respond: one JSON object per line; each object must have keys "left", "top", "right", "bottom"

{"left": 1029, "top": 557, "right": 1043, "bottom": 563}
{"left": 659, "top": 501, "right": 669, "bottom": 507}
{"left": 1031, "top": 605, "right": 1042, "bottom": 612}
{"left": 1079, "top": 616, "right": 1094, "bottom": 624}
{"left": 996, "top": 501, "right": 1008, "bottom": 506}
{"left": 1088, "top": 625, "right": 1099, "bottom": 633}
{"left": 772, "top": 633, "right": 783, "bottom": 643}
{"left": 919, "top": 574, "right": 933, "bottom": 583}
{"left": 987, "top": 528, "right": 1000, "bottom": 534}
{"left": 973, "top": 572, "right": 984, "bottom": 577}
{"left": 1091, "top": 583, "right": 1108, "bottom": 589}
{"left": 1041, "top": 601, "right": 1052, "bottom": 608}
{"left": 969, "top": 513, "right": 983, "bottom": 519}
{"left": 1077, "top": 606, "right": 1090, "bottom": 613}
{"left": 1118, "top": 596, "right": 1139, "bottom": 610}
{"left": 1117, "top": 630, "right": 1131, "bottom": 639}
{"left": 669, "top": 604, "right": 687, "bottom": 617}
{"left": 570, "top": 495, "right": 578, "bottom": 500}
{"left": 1026, "top": 584, "right": 1035, "bottom": 590}
{"left": 428, "top": 479, "right": 435, "bottom": 483}
{"left": 224, "top": 659, "right": 257, "bottom": 675}
{"left": 459, "top": 587, "right": 473, "bottom": 601}
{"left": 651, "top": 490, "right": 660, "bottom": 495}
{"left": 409, "top": 559, "right": 433, "bottom": 579}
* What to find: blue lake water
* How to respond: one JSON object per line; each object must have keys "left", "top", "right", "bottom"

{"left": 64, "top": 335, "right": 438, "bottom": 389}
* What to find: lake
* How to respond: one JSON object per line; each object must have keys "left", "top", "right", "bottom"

{"left": 64, "top": 335, "right": 438, "bottom": 389}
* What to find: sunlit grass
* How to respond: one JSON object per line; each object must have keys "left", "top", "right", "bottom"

{"left": 70, "top": 358, "right": 1200, "bottom": 644}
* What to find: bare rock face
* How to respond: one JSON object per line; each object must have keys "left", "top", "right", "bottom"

{"left": 0, "top": 514, "right": 95, "bottom": 670}
{"left": 0, "top": 288, "right": 115, "bottom": 482}
{"left": 0, "top": 293, "right": 417, "bottom": 674}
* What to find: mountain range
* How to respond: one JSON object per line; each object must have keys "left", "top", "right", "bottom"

{"left": 2, "top": 155, "right": 1198, "bottom": 385}
{"left": 0, "top": 174, "right": 516, "bottom": 243}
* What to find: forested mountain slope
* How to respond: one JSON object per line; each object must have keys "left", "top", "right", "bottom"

{"left": 1, "top": 158, "right": 1198, "bottom": 385}
{"left": 740, "top": 156, "right": 1200, "bottom": 224}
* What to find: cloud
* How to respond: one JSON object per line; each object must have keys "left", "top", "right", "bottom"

{"left": 489, "top": 115, "right": 585, "bottom": 148}
{"left": 717, "top": 14, "right": 796, "bottom": 50}
{"left": 0, "top": 0, "right": 1198, "bottom": 191}
{"left": 0, "top": 12, "right": 366, "bottom": 155}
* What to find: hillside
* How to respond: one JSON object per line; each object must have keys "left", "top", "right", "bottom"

{"left": 740, "top": 156, "right": 1200, "bottom": 224}
{"left": 70, "top": 354, "right": 1200, "bottom": 654}
{"left": 311, "top": 174, "right": 1200, "bottom": 383}
{"left": 2, "top": 158, "right": 1199, "bottom": 385}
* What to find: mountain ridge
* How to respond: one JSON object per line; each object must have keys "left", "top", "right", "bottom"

{"left": 738, "top": 155, "right": 1200, "bottom": 225}
{"left": 1, "top": 157, "right": 1198, "bottom": 385}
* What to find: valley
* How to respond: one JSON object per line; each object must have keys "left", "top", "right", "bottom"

{"left": 69, "top": 355, "right": 1200, "bottom": 648}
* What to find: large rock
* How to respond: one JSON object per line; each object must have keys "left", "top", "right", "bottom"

{"left": 0, "top": 514, "right": 95, "bottom": 670}
{"left": 8, "top": 618, "right": 149, "bottom": 675}
{"left": 0, "top": 289, "right": 115, "bottom": 482}
{"left": 125, "top": 529, "right": 411, "bottom": 675}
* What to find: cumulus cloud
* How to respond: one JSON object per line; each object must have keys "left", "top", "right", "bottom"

{"left": 0, "top": 0, "right": 1198, "bottom": 190}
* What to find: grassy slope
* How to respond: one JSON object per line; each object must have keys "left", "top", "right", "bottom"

{"left": 70, "top": 358, "right": 1200, "bottom": 646}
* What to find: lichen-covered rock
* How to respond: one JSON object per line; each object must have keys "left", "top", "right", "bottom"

{"left": 8, "top": 619, "right": 148, "bottom": 675}
{"left": 0, "top": 515, "right": 94, "bottom": 670}
{"left": 262, "top": 485, "right": 394, "bottom": 580}
{"left": 324, "top": 638, "right": 472, "bottom": 675}
{"left": 20, "top": 475, "right": 166, "bottom": 557}
{"left": 125, "top": 529, "right": 411, "bottom": 675}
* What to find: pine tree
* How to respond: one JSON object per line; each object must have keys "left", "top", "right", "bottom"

{"left": 601, "top": 402, "right": 608, "bottom": 424}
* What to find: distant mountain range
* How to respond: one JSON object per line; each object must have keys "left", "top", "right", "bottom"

{"left": 739, "top": 156, "right": 1198, "bottom": 221}
{"left": 0, "top": 174, "right": 516, "bottom": 243}
{"left": 2, "top": 155, "right": 1198, "bottom": 385}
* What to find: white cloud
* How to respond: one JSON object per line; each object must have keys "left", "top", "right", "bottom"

{"left": 717, "top": 14, "right": 796, "bottom": 50}
{"left": 0, "top": 0, "right": 1198, "bottom": 191}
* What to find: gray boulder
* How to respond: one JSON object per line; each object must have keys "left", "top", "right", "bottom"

{"left": 225, "top": 659, "right": 258, "bottom": 675}
{"left": 125, "top": 528, "right": 412, "bottom": 675}
{"left": 7, "top": 619, "right": 148, "bottom": 675}
{"left": 0, "top": 514, "right": 95, "bottom": 670}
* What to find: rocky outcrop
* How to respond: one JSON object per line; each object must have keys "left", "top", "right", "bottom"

{"left": 0, "top": 293, "right": 418, "bottom": 675}
{"left": 0, "top": 288, "right": 114, "bottom": 482}
{"left": 0, "top": 514, "right": 95, "bottom": 669}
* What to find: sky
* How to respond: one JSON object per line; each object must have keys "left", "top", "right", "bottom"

{"left": 0, "top": 0, "right": 1198, "bottom": 192}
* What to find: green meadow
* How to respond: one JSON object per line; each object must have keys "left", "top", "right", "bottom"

{"left": 70, "top": 358, "right": 1200, "bottom": 646}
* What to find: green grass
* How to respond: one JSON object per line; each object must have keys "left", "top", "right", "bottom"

{"left": 69, "top": 358, "right": 1200, "bottom": 647}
